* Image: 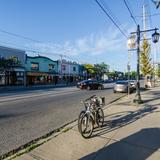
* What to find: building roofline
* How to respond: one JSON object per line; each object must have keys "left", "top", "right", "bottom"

{"left": 0, "top": 45, "right": 26, "bottom": 53}
{"left": 27, "top": 56, "right": 58, "bottom": 63}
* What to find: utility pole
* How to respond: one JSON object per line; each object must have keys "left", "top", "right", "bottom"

{"left": 127, "top": 51, "right": 131, "bottom": 96}
{"left": 143, "top": 4, "right": 147, "bottom": 38}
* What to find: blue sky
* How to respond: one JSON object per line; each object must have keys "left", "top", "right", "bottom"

{"left": 0, "top": 0, "right": 159, "bottom": 71}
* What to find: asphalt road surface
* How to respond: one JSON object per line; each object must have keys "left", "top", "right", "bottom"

{"left": 0, "top": 84, "right": 125, "bottom": 156}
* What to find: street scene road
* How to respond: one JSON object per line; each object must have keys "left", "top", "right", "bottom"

{"left": 0, "top": 83, "right": 125, "bottom": 156}
{"left": 0, "top": 1, "right": 160, "bottom": 159}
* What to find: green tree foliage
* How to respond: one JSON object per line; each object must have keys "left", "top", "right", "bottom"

{"left": 140, "top": 40, "right": 153, "bottom": 76}
{"left": 83, "top": 64, "right": 95, "bottom": 75}
{"left": 107, "top": 71, "right": 118, "bottom": 80}
{"left": 83, "top": 62, "right": 109, "bottom": 79}
{"left": 155, "top": 68, "right": 160, "bottom": 78}
{"left": 94, "top": 62, "right": 109, "bottom": 77}
{"left": 0, "top": 57, "right": 21, "bottom": 69}
{"left": 130, "top": 71, "right": 137, "bottom": 79}
{"left": 124, "top": 71, "right": 137, "bottom": 79}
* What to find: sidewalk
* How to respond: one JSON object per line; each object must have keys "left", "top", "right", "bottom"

{"left": 13, "top": 87, "right": 160, "bottom": 160}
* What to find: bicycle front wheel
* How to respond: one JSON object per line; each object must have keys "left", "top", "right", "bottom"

{"left": 96, "top": 108, "right": 104, "bottom": 127}
{"left": 79, "top": 114, "right": 93, "bottom": 138}
{"left": 78, "top": 111, "right": 85, "bottom": 132}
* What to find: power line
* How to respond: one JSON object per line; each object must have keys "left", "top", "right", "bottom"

{"left": 123, "top": 0, "right": 138, "bottom": 26}
{"left": 0, "top": 40, "right": 65, "bottom": 57}
{"left": 0, "top": 28, "right": 42, "bottom": 43}
{"left": 0, "top": 40, "right": 91, "bottom": 64}
{"left": 99, "top": 0, "right": 129, "bottom": 34}
{"left": 100, "top": 0, "right": 121, "bottom": 26}
{"left": 95, "top": 0, "right": 128, "bottom": 38}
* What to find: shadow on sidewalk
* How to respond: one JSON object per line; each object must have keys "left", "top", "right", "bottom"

{"left": 80, "top": 128, "right": 160, "bottom": 160}
{"left": 92, "top": 105, "right": 157, "bottom": 137}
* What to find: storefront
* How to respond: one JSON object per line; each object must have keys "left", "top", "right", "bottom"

{"left": 4, "top": 67, "right": 25, "bottom": 86}
{"left": 0, "top": 70, "right": 5, "bottom": 86}
{"left": 0, "top": 45, "right": 26, "bottom": 86}
{"left": 26, "top": 72, "right": 58, "bottom": 85}
{"left": 25, "top": 56, "right": 58, "bottom": 86}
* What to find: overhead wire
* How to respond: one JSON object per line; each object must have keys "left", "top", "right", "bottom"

{"left": 0, "top": 40, "right": 67, "bottom": 58}
{"left": 95, "top": 0, "right": 128, "bottom": 38}
{"left": 0, "top": 28, "right": 42, "bottom": 43}
{"left": 123, "top": 0, "right": 138, "bottom": 26}
{"left": 100, "top": 0, "right": 121, "bottom": 26}
{"left": 0, "top": 39, "right": 95, "bottom": 64}
{"left": 99, "top": 0, "right": 129, "bottom": 34}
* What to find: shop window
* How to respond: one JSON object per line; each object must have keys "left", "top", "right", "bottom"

{"left": 62, "top": 65, "right": 66, "bottom": 71}
{"left": 73, "top": 66, "right": 76, "bottom": 72}
{"left": 10, "top": 56, "right": 18, "bottom": 62}
{"left": 20, "top": 72, "right": 24, "bottom": 76}
{"left": 49, "top": 64, "right": 55, "bottom": 71}
{"left": 16, "top": 72, "right": 20, "bottom": 76}
{"left": 31, "top": 63, "right": 39, "bottom": 70}
{"left": 0, "top": 76, "right": 5, "bottom": 85}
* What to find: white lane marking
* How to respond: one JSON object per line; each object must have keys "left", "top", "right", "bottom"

{"left": 0, "top": 88, "right": 80, "bottom": 103}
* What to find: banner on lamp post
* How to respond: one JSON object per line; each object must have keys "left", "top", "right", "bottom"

{"left": 127, "top": 34, "right": 136, "bottom": 50}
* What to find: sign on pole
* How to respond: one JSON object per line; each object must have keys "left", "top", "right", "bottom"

{"left": 127, "top": 34, "right": 136, "bottom": 50}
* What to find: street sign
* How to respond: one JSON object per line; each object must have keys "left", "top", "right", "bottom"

{"left": 127, "top": 35, "right": 136, "bottom": 49}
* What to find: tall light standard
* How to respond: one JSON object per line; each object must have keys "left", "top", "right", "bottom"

{"left": 129, "top": 25, "right": 159, "bottom": 104}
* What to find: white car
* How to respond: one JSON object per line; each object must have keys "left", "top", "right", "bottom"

{"left": 113, "top": 80, "right": 134, "bottom": 93}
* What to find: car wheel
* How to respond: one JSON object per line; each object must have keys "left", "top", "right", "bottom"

{"left": 113, "top": 90, "right": 116, "bottom": 93}
{"left": 98, "top": 86, "right": 101, "bottom": 90}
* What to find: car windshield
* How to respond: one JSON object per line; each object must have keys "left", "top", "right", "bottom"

{"left": 116, "top": 81, "right": 128, "bottom": 84}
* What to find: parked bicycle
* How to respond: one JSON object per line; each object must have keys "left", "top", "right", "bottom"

{"left": 78, "top": 95, "right": 105, "bottom": 138}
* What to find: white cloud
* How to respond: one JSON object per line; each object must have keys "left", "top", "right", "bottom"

{"left": 27, "top": 25, "right": 133, "bottom": 59}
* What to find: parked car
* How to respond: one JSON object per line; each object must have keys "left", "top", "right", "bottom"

{"left": 77, "top": 80, "right": 104, "bottom": 90}
{"left": 129, "top": 80, "right": 136, "bottom": 90}
{"left": 104, "top": 79, "right": 115, "bottom": 83}
{"left": 113, "top": 80, "right": 134, "bottom": 93}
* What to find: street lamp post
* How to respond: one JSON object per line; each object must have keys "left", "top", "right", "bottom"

{"left": 133, "top": 25, "right": 142, "bottom": 104}
{"left": 129, "top": 25, "right": 159, "bottom": 104}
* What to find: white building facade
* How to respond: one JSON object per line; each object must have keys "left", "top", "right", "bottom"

{"left": 58, "top": 59, "right": 79, "bottom": 83}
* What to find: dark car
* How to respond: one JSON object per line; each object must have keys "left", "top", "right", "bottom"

{"left": 77, "top": 80, "right": 104, "bottom": 90}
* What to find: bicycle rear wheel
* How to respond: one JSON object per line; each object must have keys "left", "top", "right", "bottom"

{"left": 96, "top": 108, "right": 104, "bottom": 127}
{"left": 79, "top": 114, "right": 93, "bottom": 138}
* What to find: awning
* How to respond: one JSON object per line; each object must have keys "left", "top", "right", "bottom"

{"left": 26, "top": 72, "right": 57, "bottom": 76}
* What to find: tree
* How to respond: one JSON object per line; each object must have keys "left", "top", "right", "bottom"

{"left": 140, "top": 39, "right": 153, "bottom": 86}
{"left": 130, "top": 71, "right": 137, "bottom": 79}
{"left": 94, "top": 62, "right": 109, "bottom": 79}
{"left": 0, "top": 57, "right": 21, "bottom": 69}
{"left": 83, "top": 64, "right": 95, "bottom": 78}
{"left": 155, "top": 68, "right": 160, "bottom": 78}
{"left": 107, "top": 71, "right": 118, "bottom": 80}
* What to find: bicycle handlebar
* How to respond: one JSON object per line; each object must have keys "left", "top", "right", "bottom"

{"left": 84, "top": 95, "right": 96, "bottom": 101}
